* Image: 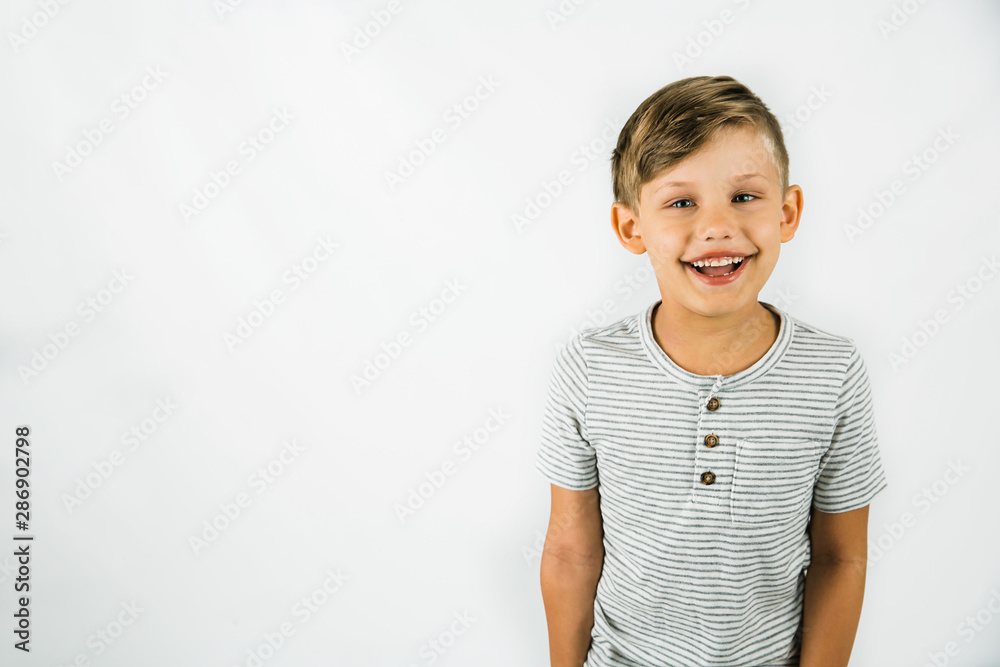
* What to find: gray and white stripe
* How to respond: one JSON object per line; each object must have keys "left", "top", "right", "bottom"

{"left": 536, "top": 299, "right": 888, "bottom": 667}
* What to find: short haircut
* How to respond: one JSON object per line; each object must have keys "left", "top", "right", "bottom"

{"left": 611, "top": 75, "right": 789, "bottom": 213}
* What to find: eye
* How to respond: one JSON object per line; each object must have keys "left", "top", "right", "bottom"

{"left": 733, "top": 193, "right": 757, "bottom": 203}
{"left": 669, "top": 199, "right": 694, "bottom": 208}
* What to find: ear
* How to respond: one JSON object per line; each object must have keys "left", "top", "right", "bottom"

{"left": 611, "top": 201, "right": 647, "bottom": 255}
{"left": 780, "top": 185, "right": 803, "bottom": 243}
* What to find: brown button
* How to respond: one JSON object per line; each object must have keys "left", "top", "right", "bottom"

{"left": 704, "top": 434, "right": 719, "bottom": 448}
{"left": 700, "top": 471, "right": 716, "bottom": 485}
{"left": 707, "top": 397, "right": 720, "bottom": 411}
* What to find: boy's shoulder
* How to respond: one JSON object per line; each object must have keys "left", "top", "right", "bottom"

{"left": 548, "top": 308, "right": 646, "bottom": 378}
{"left": 562, "top": 306, "right": 645, "bottom": 355}
{"left": 779, "top": 306, "right": 866, "bottom": 365}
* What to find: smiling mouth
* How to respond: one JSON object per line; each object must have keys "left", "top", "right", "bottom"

{"left": 684, "top": 254, "right": 756, "bottom": 277}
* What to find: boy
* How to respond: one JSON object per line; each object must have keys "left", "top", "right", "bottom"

{"left": 535, "top": 75, "right": 888, "bottom": 667}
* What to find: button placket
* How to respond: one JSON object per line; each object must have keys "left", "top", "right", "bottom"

{"left": 696, "top": 424, "right": 723, "bottom": 489}
{"left": 694, "top": 378, "right": 725, "bottom": 495}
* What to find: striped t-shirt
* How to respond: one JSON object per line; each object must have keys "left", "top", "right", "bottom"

{"left": 535, "top": 299, "right": 888, "bottom": 667}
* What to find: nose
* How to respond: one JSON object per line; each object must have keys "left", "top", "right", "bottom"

{"left": 693, "top": 202, "right": 740, "bottom": 240}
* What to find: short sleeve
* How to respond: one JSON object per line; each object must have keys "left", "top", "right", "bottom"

{"left": 534, "top": 335, "right": 599, "bottom": 491}
{"left": 812, "top": 343, "right": 889, "bottom": 513}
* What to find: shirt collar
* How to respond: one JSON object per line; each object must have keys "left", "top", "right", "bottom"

{"left": 638, "top": 299, "right": 793, "bottom": 391}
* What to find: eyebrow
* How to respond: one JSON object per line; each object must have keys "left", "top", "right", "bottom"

{"left": 653, "top": 172, "right": 767, "bottom": 195}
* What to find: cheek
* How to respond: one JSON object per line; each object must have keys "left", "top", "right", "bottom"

{"left": 753, "top": 249, "right": 780, "bottom": 275}
{"left": 751, "top": 221, "right": 783, "bottom": 247}
{"left": 650, "top": 241, "right": 686, "bottom": 267}
{"left": 645, "top": 243, "right": 683, "bottom": 274}
{"left": 648, "top": 231, "right": 685, "bottom": 256}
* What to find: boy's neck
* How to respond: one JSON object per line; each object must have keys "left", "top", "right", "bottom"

{"left": 651, "top": 299, "right": 780, "bottom": 378}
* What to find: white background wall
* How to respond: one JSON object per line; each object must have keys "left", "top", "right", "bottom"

{"left": 1, "top": 1, "right": 998, "bottom": 665}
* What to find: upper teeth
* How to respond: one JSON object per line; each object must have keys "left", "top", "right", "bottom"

{"left": 689, "top": 256, "right": 745, "bottom": 267}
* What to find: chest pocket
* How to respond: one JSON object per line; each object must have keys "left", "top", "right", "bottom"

{"left": 730, "top": 438, "right": 826, "bottom": 524}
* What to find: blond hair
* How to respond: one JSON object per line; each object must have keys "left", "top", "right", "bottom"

{"left": 611, "top": 75, "right": 789, "bottom": 213}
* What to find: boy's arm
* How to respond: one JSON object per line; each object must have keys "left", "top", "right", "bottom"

{"left": 799, "top": 504, "right": 870, "bottom": 667}
{"left": 539, "top": 484, "right": 604, "bottom": 667}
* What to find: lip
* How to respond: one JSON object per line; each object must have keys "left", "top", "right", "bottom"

{"left": 683, "top": 253, "right": 754, "bottom": 286}
{"left": 683, "top": 250, "right": 753, "bottom": 263}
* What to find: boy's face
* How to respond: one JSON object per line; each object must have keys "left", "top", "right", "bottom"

{"left": 611, "top": 124, "right": 802, "bottom": 319}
